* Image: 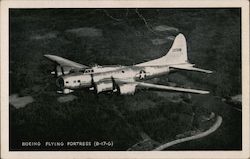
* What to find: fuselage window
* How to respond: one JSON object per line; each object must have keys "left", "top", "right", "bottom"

{"left": 66, "top": 81, "right": 69, "bottom": 84}
{"left": 74, "top": 80, "right": 76, "bottom": 83}
{"left": 122, "top": 70, "right": 125, "bottom": 73}
{"left": 85, "top": 69, "right": 94, "bottom": 74}
{"left": 77, "top": 80, "right": 80, "bottom": 83}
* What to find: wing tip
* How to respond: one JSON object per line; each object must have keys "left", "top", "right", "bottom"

{"left": 44, "top": 54, "right": 52, "bottom": 60}
{"left": 200, "top": 90, "right": 210, "bottom": 94}
{"left": 44, "top": 54, "right": 58, "bottom": 61}
{"left": 206, "top": 70, "right": 213, "bottom": 74}
{"left": 204, "top": 92, "right": 210, "bottom": 94}
{"left": 44, "top": 54, "right": 53, "bottom": 58}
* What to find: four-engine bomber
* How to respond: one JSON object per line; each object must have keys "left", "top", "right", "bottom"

{"left": 45, "top": 33, "right": 212, "bottom": 95}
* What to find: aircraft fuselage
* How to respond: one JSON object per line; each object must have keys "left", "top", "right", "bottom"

{"left": 56, "top": 65, "right": 171, "bottom": 93}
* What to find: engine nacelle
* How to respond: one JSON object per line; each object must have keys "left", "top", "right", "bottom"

{"left": 95, "top": 82, "right": 114, "bottom": 94}
{"left": 118, "top": 84, "right": 136, "bottom": 95}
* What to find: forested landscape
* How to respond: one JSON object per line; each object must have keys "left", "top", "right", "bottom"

{"left": 9, "top": 9, "right": 241, "bottom": 150}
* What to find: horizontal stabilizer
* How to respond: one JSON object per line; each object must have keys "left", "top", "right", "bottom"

{"left": 170, "top": 63, "right": 213, "bottom": 74}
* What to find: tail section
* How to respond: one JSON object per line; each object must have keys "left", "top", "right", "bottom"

{"left": 136, "top": 33, "right": 188, "bottom": 66}
{"left": 136, "top": 33, "right": 212, "bottom": 74}
{"left": 165, "top": 33, "right": 188, "bottom": 65}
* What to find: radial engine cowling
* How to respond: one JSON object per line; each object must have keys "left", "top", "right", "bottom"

{"left": 118, "top": 84, "right": 136, "bottom": 95}
{"left": 95, "top": 82, "right": 114, "bottom": 94}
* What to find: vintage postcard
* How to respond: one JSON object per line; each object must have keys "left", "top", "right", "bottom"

{"left": 1, "top": 0, "right": 249, "bottom": 158}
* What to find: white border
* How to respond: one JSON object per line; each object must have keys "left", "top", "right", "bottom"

{"left": 1, "top": 0, "right": 249, "bottom": 159}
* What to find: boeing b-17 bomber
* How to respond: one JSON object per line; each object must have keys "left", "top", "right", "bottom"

{"left": 44, "top": 33, "right": 212, "bottom": 95}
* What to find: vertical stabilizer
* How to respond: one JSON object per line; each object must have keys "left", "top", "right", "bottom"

{"left": 136, "top": 33, "right": 188, "bottom": 66}
{"left": 164, "top": 33, "right": 188, "bottom": 64}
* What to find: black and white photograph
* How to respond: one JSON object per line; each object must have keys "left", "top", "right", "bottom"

{"left": 1, "top": 0, "right": 249, "bottom": 159}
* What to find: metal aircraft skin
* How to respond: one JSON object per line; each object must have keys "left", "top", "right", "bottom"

{"left": 44, "top": 33, "right": 212, "bottom": 95}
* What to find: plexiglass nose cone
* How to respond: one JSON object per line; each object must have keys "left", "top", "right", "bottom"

{"left": 56, "top": 77, "right": 64, "bottom": 89}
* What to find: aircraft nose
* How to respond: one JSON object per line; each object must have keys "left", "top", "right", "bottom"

{"left": 56, "top": 77, "right": 64, "bottom": 89}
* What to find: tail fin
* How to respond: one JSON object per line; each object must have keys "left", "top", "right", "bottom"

{"left": 136, "top": 33, "right": 188, "bottom": 66}
{"left": 164, "top": 33, "right": 188, "bottom": 64}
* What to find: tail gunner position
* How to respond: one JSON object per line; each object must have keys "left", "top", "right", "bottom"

{"left": 44, "top": 33, "right": 212, "bottom": 95}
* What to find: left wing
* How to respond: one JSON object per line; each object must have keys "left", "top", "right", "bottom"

{"left": 135, "top": 82, "right": 209, "bottom": 94}
{"left": 44, "top": 54, "right": 89, "bottom": 69}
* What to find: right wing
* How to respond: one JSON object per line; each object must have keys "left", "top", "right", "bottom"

{"left": 44, "top": 54, "right": 89, "bottom": 69}
{"left": 135, "top": 82, "right": 209, "bottom": 94}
